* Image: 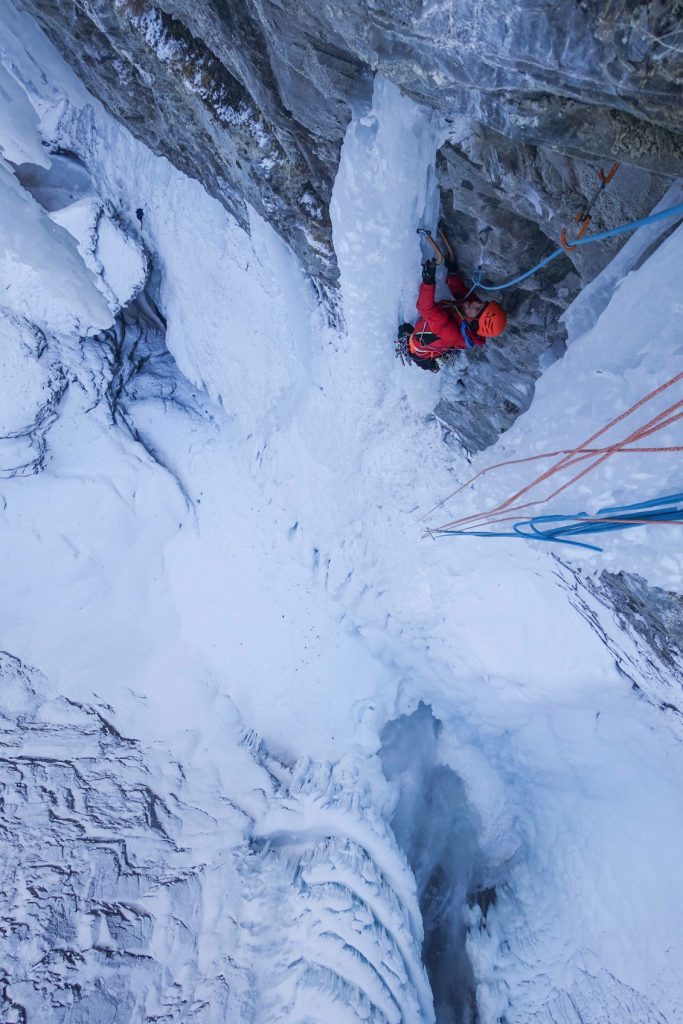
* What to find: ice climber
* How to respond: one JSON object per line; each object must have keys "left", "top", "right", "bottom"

{"left": 404, "top": 242, "right": 507, "bottom": 372}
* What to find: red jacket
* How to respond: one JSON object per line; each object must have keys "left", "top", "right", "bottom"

{"left": 410, "top": 272, "right": 486, "bottom": 358}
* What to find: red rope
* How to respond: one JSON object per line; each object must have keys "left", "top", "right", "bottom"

{"left": 435, "top": 404, "right": 683, "bottom": 532}
{"left": 420, "top": 444, "right": 683, "bottom": 524}
{"left": 430, "top": 371, "right": 683, "bottom": 534}
{"left": 425, "top": 370, "right": 683, "bottom": 523}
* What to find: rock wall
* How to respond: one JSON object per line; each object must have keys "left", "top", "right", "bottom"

{"left": 15, "top": 0, "right": 683, "bottom": 696}
{"left": 20, "top": 0, "right": 681, "bottom": 448}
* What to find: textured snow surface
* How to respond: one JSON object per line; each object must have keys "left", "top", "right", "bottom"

{"left": 51, "top": 196, "right": 149, "bottom": 312}
{"left": 1, "top": 6, "right": 683, "bottom": 1023}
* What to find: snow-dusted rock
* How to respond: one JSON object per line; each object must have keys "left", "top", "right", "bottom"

{"left": 0, "top": 652, "right": 250, "bottom": 1023}
{"left": 52, "top": 197, "right": 149, "bottom": 313}
{"left": 19, "top": 0, "right": 682, "bottom": 301}
{"left": 0, "top": 315, "right": 66, "bottom": 477}
{"left": 17, "top": 0, "right": 681, "bottom": 452}
{"left": 0, "top": 652, "right": 437, "bottom": 1023}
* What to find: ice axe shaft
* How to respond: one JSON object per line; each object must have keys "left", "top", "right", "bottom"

{"left": 438, "top": 224, "right": 455, "bottom": 263}
{"left": 417, "top": 227, "right": 444, "bottom": 264}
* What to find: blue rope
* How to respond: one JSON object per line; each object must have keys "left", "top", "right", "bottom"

{"left": 472, "top": 203, "right": 683, "bottom": 293}
{"left": 434, "top": 492, "right": 683, "bottom": 552}
{"left": 463, "top": 265, "right": 483, "bottom": 299}
{"left": 460, "top": 321, "right": 475, "bottom": 348}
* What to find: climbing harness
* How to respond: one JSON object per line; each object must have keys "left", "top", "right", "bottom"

{"left": 394, "top": 322, "right": 414, "bottom": 364}
{"left": 395, "top": 322, "right": 440, "bottom": 372}
{"left": 560, "top": 161, "right": 620, "bottom": 252}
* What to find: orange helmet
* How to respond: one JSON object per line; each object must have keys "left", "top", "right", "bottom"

{"left": 478, "top": 302, "right": 507, "bottom": 338}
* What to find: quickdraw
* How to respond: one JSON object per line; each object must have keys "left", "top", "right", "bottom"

{"left": 560, "top": 161, "right": 619, "bottom": 252}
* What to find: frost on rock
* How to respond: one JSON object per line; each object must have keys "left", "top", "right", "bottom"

{"left": 0, "top": 654, "right": 437, "bottom": 1024}
{"left": 0, "top": 314, "right": 66, "bottom": 477}
{"left": 52, "top": 197, "right": 149, "bottom": 313}
{"left": 1, "top": 6, "right": 683, "bottom": 1024}
{"left": 557, "top": 562, "right": 683, "bottom": 728}
{"left": 246, "top": 754, "right": 435, "bottom": 1024}
{"left": 0, "top": 652, "right": 249, "bottom": 1023}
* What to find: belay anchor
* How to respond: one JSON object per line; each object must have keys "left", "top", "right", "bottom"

{"left": 561, "top": 161, "right": 620, "bottom": 251}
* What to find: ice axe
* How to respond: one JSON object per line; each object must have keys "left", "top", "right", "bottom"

{"left": 417, "top": 227, "right": 444, "bottom": 264}
{"left": 438, "top": 223, "right": 456, "bottom": 264}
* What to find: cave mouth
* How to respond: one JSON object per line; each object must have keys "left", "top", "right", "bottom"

{"left": 379, "top": 702, "right": 486, "bottom": 1024}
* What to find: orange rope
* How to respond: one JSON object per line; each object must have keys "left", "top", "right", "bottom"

{"left": 419, "top": 443, "right": 683, "bottom": 523}
{"left": 429, "top": 372, "right": 683, "bottom": 534}
{"left": 435, "top": 404, "right": 683, "bottom": 532}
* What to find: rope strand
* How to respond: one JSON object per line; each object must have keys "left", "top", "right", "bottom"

{"left": 426, "top": 371, "right": 683, "bottom": 544}
{"left": 472, "top": 203, "right": 683, "bottom": 292}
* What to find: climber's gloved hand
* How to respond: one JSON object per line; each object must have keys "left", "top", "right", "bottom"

{"left": 422, "top": 259, "right": 437, "bottom": 285}
{"left": 444, "top": 255, "right": 459, "bottom": 274}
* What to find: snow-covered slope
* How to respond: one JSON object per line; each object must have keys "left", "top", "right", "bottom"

{"left": 1, "top": 5, "right": 682, "bottom": 1023}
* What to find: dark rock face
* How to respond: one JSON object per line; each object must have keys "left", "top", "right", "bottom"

{"left": 22, "top": 0, "right": 681, "bottom": 449}
{"left": 19, "top": 1, "right": 683, "bottom": 666}
{"left": 432, "top": 123, "right": 670, "bottom": 450}
{"left": 600, "top": 569, "right": 683, "bottom": 701}
{"left": 555, "top": 562, "right": 683, "bottom": 727}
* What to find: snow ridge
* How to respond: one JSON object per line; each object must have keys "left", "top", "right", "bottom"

{"left": 0, "top": 652, "right": 433, "bottom": 1023}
